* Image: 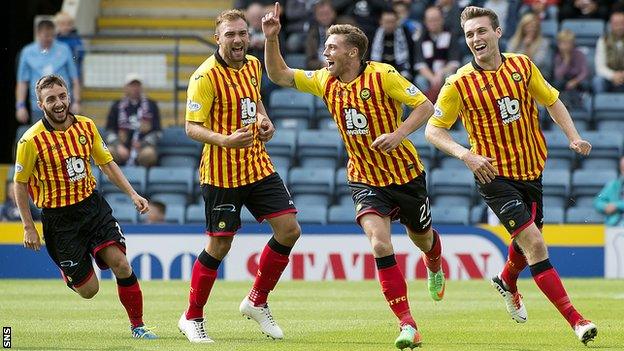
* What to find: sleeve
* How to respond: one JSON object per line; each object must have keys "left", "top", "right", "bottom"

{"left": 293, "top": 69, "right": 325, "bottom": 97}
{"left": 428, "top": 78, "right": 463, "bottom": 129}
{"left": 14, "top": 137, "right": 37, "bottom": 183}
{"left": 527, "top": 59, "right": 559, "bottom": 107}
{"left": 90, "top": 121, "right": 114, "bottom": 165}
{"left": 16, "top": 49, "right": 29, "bottom": 82}
{"left": 382, "top": 66, "right": 428, "bottom": 108}
{"left": 185, "top": 71, "right": 215, "bottom": 123}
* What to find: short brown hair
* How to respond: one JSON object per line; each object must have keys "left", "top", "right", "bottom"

{"left": 460, "top": 6, "right": 500, "bottom": 30}
{"left": 35, "top": 74, "right": 67, "bottom": 101}
{"left": 556, "top": 29, "right": 576, "bottom": 42}
{"left": 215, "top": 9, "right": 247, "bottom": 32}
{"left": 327, "top": 24, "right": 369, "bottom": 60}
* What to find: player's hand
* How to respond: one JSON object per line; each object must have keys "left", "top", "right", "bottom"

{"left": 16, "top": 107, "right": 29, "bottom": 124}
{"left": 257, "top": 113, "right": 275, "bottom": 142}
{"left": 462, "top": 151, "right": 498, "bottom": 184}
{"left": 224, "top": 126, "right": 254, "bottom": 148}
{"left": 262, "top": 2, "right": 281, "bottom": 39}
{"left": 23, "top": 226, "right": 41, "bottom": 251}
{"left": 371, "top": 132, "right": 403, "bottom": 153}
{"left": 569, "top": 139, "right": 591, "bottom": 156}
{"left": 132, "top": 194, "right": 150, "bottom": 214}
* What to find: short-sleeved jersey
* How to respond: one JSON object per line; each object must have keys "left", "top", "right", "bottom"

{"left": 186, "top": 52, "right": 274, "bottom": 188}
{"left": 293, "top": 62, "right": 428, "bottom": 186}
{"left": 430, "top": 53, "right": 559, "bottom": 180}
{"left": 14, "top": 115, "right": 113, "bottom": 208}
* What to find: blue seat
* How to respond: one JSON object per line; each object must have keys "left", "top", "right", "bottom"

{"left": 296, "top": 130, "right": 343, "bottom": 169}
{"left": 158, "top": 127, "right": 202, "bottom": 157}
{"left": 407, "top": 130, "right": 434, "bottom": 165}
{"left": 593, "top": 93, "right": 624, "bottom": 124}
{"left": 334, "top": 167, "right": 350, "bottom": 203}
{"left": 543, "top": 206, "right": 565, "bottom": 224}
{"left": 296, "top": 205, "right": 328, "bottom": 225}
{"left": 561, "top": 19, "right": 605, "bottom": 47}
{"left": 293, "top": 194, "right": 331, "bottom": 207}
{"left": 314, "top": 97, "right": 332, "bottom": 121}
{"left": 542, "top": 169, "right": 570, "bottom": 198}
{"left": 269, "top": 89, "right": 315, "bottom": 128}
{"left": 284, "top": 53, "right": 306, "bottom": 68}
{"left": 543, "top": 157, "right": 572, "bottom": 171}
{"left": 110, "top": 203, "right": 138, "bottom": 223}
{"left": 580, "top": 158, "right": 618, "bottom": 171}
{"left": 241, "top": 206, "right": 257, "bottom": 224}
{"left": 105, "top": 192, "right": 133, "bottom": 205}
{"left": 571, "top": 169, "right": 617, "bottom": 199}
{"left": 158, "top": 204, "right": 185, "bottom": 224}
{"left": 469, "top": 203, "right": 487, "bottom": 224}
{"left": 159, "top": 154, "right": 198, "bottom": 168}
{"left": 151, "top": 192, "right": 188, "bottom": 205}
{"left": 431, "top": 205, "right": 469, "bottom": 225}
{"left": 147, "top": 166, "right": 194, "bottom": 195}
{"left": 543, "top": 130, "right": 575, "bottom": 162}
{"left": 541, "top": 19, "right": 558, "bottom": 40}
{"left": 185, "top": 204, "right": 205, "bottom": 224}
{"left": 565, "top": 206, "right": 603, "bottom": 224}
{"left": 328, "top": 204, "right": 355, "bottom": 224}
{"left": 266, "top": 129, "right": 296, "bottom": 166}
{"left": 543, "top": 195, "right": 567, "bottom": 209}
{"left": 429, "top": 168, "right": 474, "bottom": 198}
{"left": 433, "top": 195, "right": 472, "bottom": 207}
{"left": 100, "top": 166, "right": 146, "bottom": 195}
{"left": 582, "top": 131, "right": 623, "bottom": 160}
{"left": 288, "top": 167, "right": 335, "bottom": 198}
{"left": 274, "top": 166, "right": 289, "bottom": 185}
{"left": 596, "top": 120, "right": 624, "bottom": 132}
{"left": 438, "top": 157, "right": 466, "bottom": 169}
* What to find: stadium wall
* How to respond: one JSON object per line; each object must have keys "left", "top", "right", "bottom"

{"left": 0, "top": 223, "right": 605, "bottom": 280}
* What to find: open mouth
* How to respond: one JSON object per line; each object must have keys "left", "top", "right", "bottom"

{"left": 53, "top": 106, "right": 65, "bottom": 113}
{"left": 474, "top": 44, "right": 486, "bottom": 52}
{"left": 232, "top": 47, "right": 244, "bottom": 54}
{"left": 327, "top": 60, "right": 335, "bottom": 68}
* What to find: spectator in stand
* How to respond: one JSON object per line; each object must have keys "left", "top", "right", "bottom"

{"left": 15, "top": 19, "right": 80, "bottom": 124}
{"left": 393, "top": 2, "right": 422, "bottom": 39}
{"left": 553, "top": 29, "right": 589, "bottom": 108}
{"left": 283, "top": 0, "right": 315, "bottom": 53}
{"left": 305, "top": 0, "right": 337, "bottom": 69}
{"left": 370, "top": 9, "right": 415, "bottom": 81}
{"left": 105, "top": 73, "right": 161, "bottom": 167}
{"left": 413, "top": 6, "right": 460, "bottom": 100}
{"left": 54, "top": 11, "right": 84, "bottom": 80}
{"left": 1, "top": 181, "right": 40, "bottom": 222}
{"left": 472, "top": 0, "right": 521, "bottom": 40}
{"left": 594, "top": 156, "right": 624, "bottom": 227}
{"left": 435, "top": 0, "right": 463, "bottom": 37}
{"left": 506, "top": 12, "right": 553, "bottom": 80}
{"left": 520, "top": 0, "right": 559, "bottom": 21}
{"left": 594, "top": 12, "right": 624, "bottom": 93}
{"left": 146, "top": 200, "right": 166, "bottom": 224}
{"left": 246, "top": 3, "right": 280, "bottom": 99}
{"left": 559, "top": 0, "right": 609, "bottom": 21}
{"left": 332, "top": 0, "right": 392, "bottom": 44}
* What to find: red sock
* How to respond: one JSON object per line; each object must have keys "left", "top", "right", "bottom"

{"left": 249, "top": 242, "right": 290, "bottom": 306}
{"left": 186, "top": 258, "right": 218, "bottom": 320}
{"left": 532, "top": 263, "right": 583, "bottom": 327}
{"left": 378, "top": 262, "right": 416, "bottom": 328}
{"left": 116, "top": 273, "right": 143, "bottom": 328}
{"left": 500, "top": 241, "right": 527, "bottom": 293}
{"left": 422, "top": 229, "right": 442, "bottom": 273}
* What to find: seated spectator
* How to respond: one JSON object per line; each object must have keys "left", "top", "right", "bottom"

{"left": 594, "top": 12, "right": 624, "bottom": 93}
{"left": 559, "top": 0, "right": 609, "bottom": 21}
{"left": 471, "top": 0, "right": 521, "bottom": 40}
{"left": 370, "top": 9, "right": 415, "bottom": 81}
{"left": 332, "top": 0, "right": 391, "bottom": 44}
{"left": 413, "top": 6, "right": 460, "bottom": 100}
{"left": 146, "top": 200, "right": 166, "bottom": 224}
{"left": 520, "top": 0, "right": 559, "bottom": 21}
{"left": 393, "top": 1, "right": 422, "bottom": 39}
{"left": 506, "top": 12, "right": 553, "bottom": 79}
{"left": 54, "top": 11, "right": 84, "bottom": 80}
{"left": 106, "top": 73, "right": 161, "bottom": 167}
{"left": 305, "top": 0, "right": 337, "bottom": 70}
{"left": 553, "top": 29, "right": 589, "bottom": 108}
{"left": 594, "top": 156, "right": 624, "bottom": 226}
{"left": 435, "top": 0, "right": 464, "bottom": 37}
{"left": 284, "top": 0, "right": 315, "bottom": 53}
{"left": 1, "top": 181, "right": 40, "bottom": 221}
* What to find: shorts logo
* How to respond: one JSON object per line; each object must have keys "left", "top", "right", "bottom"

{"left": 60, "top": 260, "right": 78, "bottom": 268}
{"left": 360, "top": 88, "right": 371, "bottom": 100}
{"left": 511, "top": 72, "right": 522, "bottom": 82}
{"left": 250, "top": 76, "right": 258, "bottom": 86}
{"left": 500, "top": 199, "right": 522, "bottom": 214}
{"left": 508, "top": 219, "right": 516, "bottom": 228}
{"left": 78, "top": 135, "right": 87, "bottom": 145}
{"left": 187, "top": 99, "right": 201, "bottom": 112}
{"left": 66, "top": 276, "right": 73, "bottom": 282}
{"left": 218, "top": 221, "right": 226, "bottom": 229}
{"left": 356, "top": 204, "right": 363, "bottom": 211}
{"left": 213, "top": 204, "right": 236, "bottom": 212}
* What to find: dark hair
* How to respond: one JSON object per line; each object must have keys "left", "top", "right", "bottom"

{"left": 35, "top": 74, "right": 67, "bottom": 101}
{"left": 37, "top": 19, "right": 55, "bottom": 32}
{"left": 151, "top": 200, "right": 166, "bottom": 213}
{"left": 460, "top": 6, "right": 500, "bottom": 30}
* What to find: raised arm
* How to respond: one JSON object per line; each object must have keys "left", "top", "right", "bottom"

{"left": 262, "top": 2, "right": 295, "bottom": 87}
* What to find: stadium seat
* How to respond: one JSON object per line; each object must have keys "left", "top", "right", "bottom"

{"left": 334, "top": 167, "right": 350, "bottom": 204}
{"left": 289, "top": 167, "right": 335, "bottom": 199}
{"left": 185, "top": 204, "right": 205, "bottom": 224}
{"left": 158, "top": 126, "right": 202, "bottom": 158}
{"left": 543, "top": 130, "right": 575, "bottom": 162}
{"left": 431, "top": 205, "right": 469, "bottom": 225}
{"left": 543, "top": 157, "right": 572, "bottom": 171}
{"left": 100, "top": 166, "right": 146, "bottom": 195}
{"left": 565, "top": 206, "right": 604, "bottom": 224}
{"left": 596, "top": 120, "right": 624, "bottom": 132}
{"left": 571, "top": 169, "right": 617, "bottom": 199}
{"left": 314, "top": 97, "right": 333, "bottom": 122}
{"left": 146, "top": 166, "right": 194, "bottom": 196}
{"left": 162, "top": 204, "right": 185, "bottom": 224}
{"left": 284, "top": 53, "right": 306, "bottom": 68}
{"left": 269, "top": 89, "right": 315, "bottom": 128}
{"left": 542, "top": 169, "right": 570, "bottom": 199}
{"left": 104, "top": 192, "right": 133, "bottom": 205}
{"left": 543, "top": 195, "right": 567, "bottom": 209}
{"left": 593, "top": 93, "right": 624, "bottom": 126}
{"left": 111, "top": 203, "right": 138, "bottom": 223}
{"left": 582, "top": 131, "right": 623, "bottom": 160}
{"left": 407, "top": 130, "right": 434, "bottom": 164}
{"left": 561, "top": 19, "right": 605, "bottom": 47}
{"left": 293, "top": 194, "right": 331, "bottom": 207}
{"left": 543, "top": 206, "right": 565, "bottom": 224}
{"left": 295, "top": 205, "right": 328, "bottom": 225}
{"left": 571, "top": 196, "right": 595, "bottom": 208}
{"left": 433, "top": 195, "right": 472, "bottom": 208}
{"left": 150, "top": 192, "right": 188, "bottom": 206}
{"left": 328, "top": 204, "right": 356, "bottom": 224}
{"left": 296, "top": 130, "right": 343, "bottom": 169}
{"left": 438, "top": 157, "right": 466, "bottom": 169}
{"left": 241, "top": 206, "right": 257, "bottom": 224}
{"left": 469, "top": 203, "right": 487, "bottom": 224}
{"left": 579, "top": 158, "right": 618, "bottom": 171}
{"left": 159, "top": 154, "right": 198, "bottom": 168}
{"left": 274, "top": 166, "right": 289, "bottom": 185}
{"left": 266, "top": 129, "right": 296, "bottom": 163}
{"left": 541, "top": 19, "right": 559, "bottom": 40}
{"left": 429, "top": 168, "right": 474, "bottom": 199}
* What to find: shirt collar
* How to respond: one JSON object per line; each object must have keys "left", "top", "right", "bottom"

{"left": 42, "top": 113, "right": 76, "bottom": 132}
{"left": 471, "top": 52, "right": 506, "bottom": 71}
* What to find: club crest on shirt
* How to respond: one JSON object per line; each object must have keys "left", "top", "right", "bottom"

{"left": 511, "top": 72, "right": 522, "bottom": 82}
{"left": 360, "top": 88, "right": 371, "bottom": 100}
{"left": 78, "top": 135, "right": 87, "bottom": 145}
{"left": 250, "top": 76, "right": 257, "bottom": 86}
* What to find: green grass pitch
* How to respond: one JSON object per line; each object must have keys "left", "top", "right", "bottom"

{"left": 1, "top": 279, "right": 623, "bottom": 350}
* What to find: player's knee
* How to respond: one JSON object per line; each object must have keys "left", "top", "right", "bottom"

{"left": 282, "top": 220, "right": 301, "bottom": 241}
{"left": 209, "top": 236, "right": 233, "bottom": 257}
{"left": 371, "top": 240, "right": 393, "bottom": 257}
{"left": 76, "top": 284, "right": 99, "bottom": 299}
{"left": 109, "top": 256, "right": 132, "bottom": 276}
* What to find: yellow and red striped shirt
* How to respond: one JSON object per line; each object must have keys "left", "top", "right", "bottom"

{"left": 186, "top": 52, "right": 274, "bottom": 188}
{"left": 293, "top": 62, "right": 429, "bottom": 186}
{"left": 429, "top": 53, "right": 559, "bottom": 180}
{"left": 14, "top": 115, "right": 113, "bottom": 208}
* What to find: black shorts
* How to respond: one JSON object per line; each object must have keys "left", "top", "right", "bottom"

{"left": 41, "top": 191, "right": 126, "bottom": 288}
{"left": 350, "top": 173, "right": 432, "bottom": 232}
{"left": 201, "top": 172, "right": 297, "bottom": 236}
{"left": 477, "top": 176, "right": 543, "bottom": 236}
